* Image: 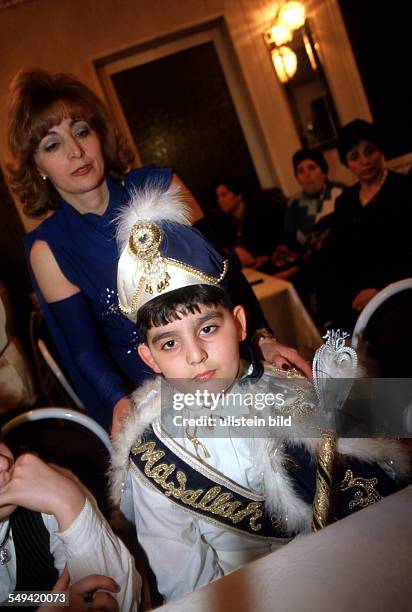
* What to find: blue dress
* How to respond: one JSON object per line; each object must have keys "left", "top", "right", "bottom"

{"left": 24, "top": 166, "right": 172, "bottom": 427}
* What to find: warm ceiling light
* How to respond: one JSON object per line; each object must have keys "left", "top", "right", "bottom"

{"left": 271, "top": 46, "right": 298, "bottom": 83}
{"left": 278, "top": 1, "right": 306, "bottom": 31}
{"left": 267, "top": 22, "right": 293, "bottom": 46}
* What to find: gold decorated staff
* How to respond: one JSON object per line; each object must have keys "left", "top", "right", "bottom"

{"left": 311, "top": 331, "right": 358, "bottom": 531}
{"left": 312, "top": 431, "right": 336, "bottom": 531}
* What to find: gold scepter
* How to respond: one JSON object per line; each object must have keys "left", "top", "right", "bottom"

{"left": 311, "top": 330, "right": 358, "bottom": 531}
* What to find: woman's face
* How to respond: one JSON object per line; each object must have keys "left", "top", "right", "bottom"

{"left": 216, "top": 184, "right": 240, "bottom": 214}
{"left": 33, "top": 116, "right": 105, "bottom": 202}
{"left": 345, "top": 139, "right": 384, "bottom": 184}
{"left": 295, "top": 159, "right": 326, "bottom": 196}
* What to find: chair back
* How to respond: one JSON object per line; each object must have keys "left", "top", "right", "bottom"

{"left": 351, "top": 278, "right": 412, "bottom": 376}
{"left": 29, "top": 309, "right": 84, "bottom": 409}
{"left": 2, "top": 408, "right": 112, "bottom": 517}
{"left": 37, "top": 339, "right": 84, "bottom": 409}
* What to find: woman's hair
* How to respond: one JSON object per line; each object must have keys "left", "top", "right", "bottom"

{"left": 292, "top": 148, "right": 328, "bottom": 175}
{"left": 7, "top": 69, "right": 135, "bottom": 217}
{"left": 216, "top": 180, "right": 243, "bottom": 196}
{"left": 337, "top": 119, "right": 383, "bottom": 166}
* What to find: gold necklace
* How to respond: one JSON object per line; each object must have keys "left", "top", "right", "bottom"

{"left": 185, "top": 426, "right": 211, "bottom": 461}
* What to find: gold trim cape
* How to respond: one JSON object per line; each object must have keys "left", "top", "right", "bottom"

{"left": 110, "top": 374, "right": 411, "bottom": 536}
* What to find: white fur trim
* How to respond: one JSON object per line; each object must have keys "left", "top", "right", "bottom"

{"left": 258, "top": 438, "right": 313, "bottom": 534}
{"left": 116, "top": 183, "right": 192, "bottom": 254}
{"left": 109, "top": 378, "right": 162, "bottom": 504}
{"left": 109, "top": 372, "right": 410, "bottom": 535}
{"left": 336, "top": 437, "right": 411, "bottom": 477}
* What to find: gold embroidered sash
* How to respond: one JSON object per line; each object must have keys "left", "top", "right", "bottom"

{"left": 129, "top": 428, "right": 287, "bottom": 541}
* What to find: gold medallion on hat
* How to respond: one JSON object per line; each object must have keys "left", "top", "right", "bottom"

{"left": 128, "top": 220, "right": 171, "bottom": 295}
{"left": 128, "top": 220, "right": 163, "bottom": 259}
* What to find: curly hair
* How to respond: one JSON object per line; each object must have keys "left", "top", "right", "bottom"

{"left": 337, "top": 119, "right": 383, "bottom": 166}
{"left": 7, "top": 69, "right": 135, "bottom": 217}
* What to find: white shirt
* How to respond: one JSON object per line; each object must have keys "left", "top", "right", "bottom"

{"left": 0, "top": 499, "right": 140, "bottom": 611}
{"left": 113, "top": 366, "right": 317, "bottom": 602}
{"left": 121, "top": 422, "right": 288, "bottom": 602}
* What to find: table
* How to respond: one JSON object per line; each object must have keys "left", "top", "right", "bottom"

{"left": 159, "top": 486, "right": 412, "bottom": 612}
{"left": 243, "top": 268, "right": 322, "bottom": 359}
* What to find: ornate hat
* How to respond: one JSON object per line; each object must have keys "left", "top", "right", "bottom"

{"left": 116, "top": 184, "right": 228, "bottom": 322}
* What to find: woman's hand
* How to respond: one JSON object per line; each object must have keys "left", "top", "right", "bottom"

{"left": 234, "top": 246, "right": 256, "bottom": 268}
{"left": 111, "top": 397, "right": 133, "bottom": 435}
{"left": 259, "top": 337, "right": 312, "bottom": 378}
{"left": 252, "top": 255, "right": 270, "bottom": 270}
{"left": 352, "top": 288, "right": 378, "bottom": 312}
{"left": 37, "top": 567, "right": 120, "bottom": 612}
{"left": 0, "top": 453, "right": 85, "bottom": 531}
{"left": 274, "top": 265, "right": 300, "bottom": 280}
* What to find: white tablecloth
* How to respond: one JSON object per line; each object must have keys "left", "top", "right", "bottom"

{"left": 243, "top": 268, "right": 322, "bottom": 358}
{"left": 160, "top": 486, "right": 412, "bottom": 611}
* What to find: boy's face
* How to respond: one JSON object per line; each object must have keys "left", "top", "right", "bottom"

{"left": 0, "top": 441, "right": 17, "bottom": 520}
{"left": 138, "top": 303, "right": 247, "bottom": 394}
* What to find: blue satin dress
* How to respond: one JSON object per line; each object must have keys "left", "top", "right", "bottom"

{"left": 24, "top": 166, "right": 172, "bottom": 427}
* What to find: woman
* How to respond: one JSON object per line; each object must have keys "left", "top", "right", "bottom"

{"left": 7, "top": 69, "right": 310, "bottom": 429}
{"left": 318, "top": 119, "right": 412, "bottom": 329}
{"left": 273, "top": 148, "right": 345, "bottom": 284}
{"left": 214, "top": 181, "right": 285, "bottom": 271}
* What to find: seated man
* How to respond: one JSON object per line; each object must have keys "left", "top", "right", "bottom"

{"left": 111, "top": 184, "right": 409, "bottom": 602}
{"left": 0, "top": 440, "right": 140, "bottom": 610}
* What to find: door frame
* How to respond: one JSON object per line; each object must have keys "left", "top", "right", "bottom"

{"left": 93, "top": 16, "right": 278, "bottom": 187}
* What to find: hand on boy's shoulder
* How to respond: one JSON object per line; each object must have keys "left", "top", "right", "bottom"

{"left": 259, "top": 338, "right": 312, "bottom": 379}
{"left": 111, "top": 397, "right": 134, "bottom": 435}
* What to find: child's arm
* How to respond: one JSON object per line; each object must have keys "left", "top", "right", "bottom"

{"left": 0, "top": 454, "right": 140, "bottom": 612}
{"left": 126, "top": 473, "right": 224, "bottom": 601}
{"left": 45, "top": 500, "right": 140, "bottom": 612}
{"left": 0, "top": 452, "right": 85, "bottom": 529}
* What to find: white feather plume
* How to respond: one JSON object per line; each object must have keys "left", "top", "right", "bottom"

{"left": 115, "top": 182, "right": 192, "bottom": 254}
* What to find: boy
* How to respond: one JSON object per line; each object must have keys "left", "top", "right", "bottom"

{"left": 111, "top": 185, "right": 409, "bottom": 602}
{"left": 0, "top": 439, "right": 140, "bottom": 609}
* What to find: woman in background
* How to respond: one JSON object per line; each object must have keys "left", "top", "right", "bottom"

{"left": 319, "top": 119, "right": 412, "bottom": 329}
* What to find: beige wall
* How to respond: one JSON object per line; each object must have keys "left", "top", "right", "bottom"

{"left": 0, "top": 0, "right": 370, "bottom": 230}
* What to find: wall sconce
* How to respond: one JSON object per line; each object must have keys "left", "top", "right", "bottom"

{"left": 271, "top": 46, "right": 298, "bottom": 83}
{"left": 264, "top": 1, "right": 341, "bottom": 148}
{"left": 264, "top": 1, "right": 306, "bottom": 83}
